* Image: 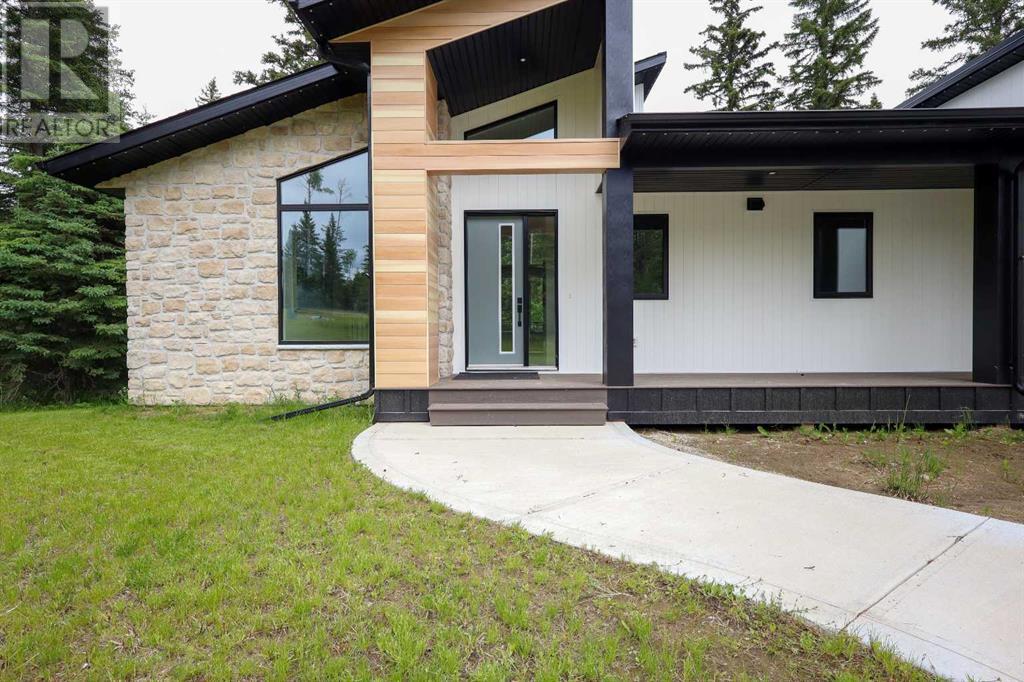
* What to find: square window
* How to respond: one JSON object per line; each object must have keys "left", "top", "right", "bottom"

{"left": 634, "top": 214, "right": 668, "bottom": 300}
{"left": 814, "top": 212, "right": 872, "bottom": 298}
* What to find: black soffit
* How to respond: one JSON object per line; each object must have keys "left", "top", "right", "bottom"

{"left": 620, "top": 109, "right": 1024, "bottom": 167}
{"left": 289, "top": 0, "right": 442, "bottom": 45}
{"left": 427, "top": 0, "right": 603, "bottom": 116}
{"left": 634, "top": 166, "right": 976, "bottom": 193}
{"left": 41, "top": 64, "right": 367, "bottom": 188}
{"left": 899, "top": 29, "right": 1024, "bottom": 109}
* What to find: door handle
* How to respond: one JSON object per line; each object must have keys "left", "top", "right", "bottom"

{"left": 516, "top": 297, "right": 523, "bottom": 327}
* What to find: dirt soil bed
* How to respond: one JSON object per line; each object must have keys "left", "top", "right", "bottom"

{"left": 639, "top": 425, "right": 1024, "bottom": 523}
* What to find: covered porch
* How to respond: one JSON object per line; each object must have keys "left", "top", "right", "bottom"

{"left": 377, "top": 372, "right": 1022, "bottom": 425}
{"left": 610, "top": 109, "right": 1024, "bottom": 416}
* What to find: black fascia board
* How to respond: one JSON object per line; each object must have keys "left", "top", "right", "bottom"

{"left": 41, "top": 63, "right": 362, "bottom": 185}
{"left": 621, "top": 106, "right": 1024, "bottom": 134}
{"left": 620, "top": 108, "right": 1024, "bottom": 168}
{"left": 898, "top": 29, "right": 1024, "bottom": 109}
{"left": 633, "top": 51, "right": 666, "bottom": 99}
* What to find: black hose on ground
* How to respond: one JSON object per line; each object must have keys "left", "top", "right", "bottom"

{"left": 270, "top": 388, "right": 375, "bottom": 422}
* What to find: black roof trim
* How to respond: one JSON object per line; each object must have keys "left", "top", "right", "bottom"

{"left": 634, "top": 52, "right": 666, "bottom": 100}
{"left": 621, "top": 108, "right": 1024, "bottom": 168}
{"left": 41, "top": 63, "right": 367, "bottom": 188}
{"left": 622, "top": 106, "right": 1024, "bottom": 133}
{"left": 898, "top": 29, "right": 1024, "bottom": 109}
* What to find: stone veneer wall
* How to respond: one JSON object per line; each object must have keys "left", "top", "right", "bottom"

{"left": 109, "top": 96, "right": 370, "bottom": 404}
{"left": 435, "top": 100, "right": 454, "bottom": 378}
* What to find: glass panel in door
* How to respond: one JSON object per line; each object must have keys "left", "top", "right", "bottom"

{"left": 525, "top": 215, "right": 557, "bottom": 367}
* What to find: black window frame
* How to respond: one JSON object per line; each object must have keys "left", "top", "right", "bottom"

{"left": 276, "top": 147, "right": 372, "bottom": 346}
{"left": 633, "top": 213, "right": 669, "bottom": 301}
{"left": 813, "top": 212, "right": 873, "bottom": 299}
{"left": 463, "top": 101, "right": 558, "bottom": 141}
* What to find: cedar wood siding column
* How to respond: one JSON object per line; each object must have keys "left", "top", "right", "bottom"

{"left": 973, "top": 164, "right": 1014, "bottom": 385}
{"left": 342, "top": 0, "right": 620, "bottom": 389}
{"left": 602, "top": 0, "right": 634, "bottom": 387}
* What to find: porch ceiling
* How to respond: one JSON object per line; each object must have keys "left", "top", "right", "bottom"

{"left": 427, "top": 0, "right": 603, "bottom": 116}
{"left": 634, "top": 165, "right": 975, "bottom": 193}
{"left": 621, "top": 109, "right": 1024, "bottom": 169}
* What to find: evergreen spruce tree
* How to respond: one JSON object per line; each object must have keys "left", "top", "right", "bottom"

{"left": 907, "top": 0, "right": 1024, "bottom": 95}
{"left": 195, "top": 77, "right": 223, "bottom": 106}
{"left": 322, "top": 213, "right": 341, "bottom": 304}
{"left": 684, "top": 0, "right": 781, "bottom": 111}
{"left": 781, "top": 0, "right": 881, "bottom": 109}
{"left": 0, "top": 0, "right": 143, "bottom": 402}
{"left": 234, "top": 0, "right": 321, "bottom": 86}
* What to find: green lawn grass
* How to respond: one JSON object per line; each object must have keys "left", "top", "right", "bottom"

{"left": 0, "top": 405, "right": 935, "bottom": 680}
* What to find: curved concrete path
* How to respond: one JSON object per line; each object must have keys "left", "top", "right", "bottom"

{"left": 353, "top": 422, "right": 1024, "bottom": 681}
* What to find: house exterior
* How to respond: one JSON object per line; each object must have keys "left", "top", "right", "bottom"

{"left": 43, "top": 3, "right": 1024, "bottom": 426}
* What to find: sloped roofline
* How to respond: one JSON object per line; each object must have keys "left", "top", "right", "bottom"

{"left": 41, "top": 63, "right": 366, "bottom": 188}
{"left": 898, "top": 29, "right": 1024, "bottom": 109}
{"left": 634, "top": 51, "right": 667, "bottom": 100}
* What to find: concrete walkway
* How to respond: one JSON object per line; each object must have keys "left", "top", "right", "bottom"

{"left": 353, "top": 422, "right": 1024, "bottom": 681}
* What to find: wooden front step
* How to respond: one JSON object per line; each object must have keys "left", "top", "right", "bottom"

{"left": 427, "top": 387, "right": 608, "bottom": 426}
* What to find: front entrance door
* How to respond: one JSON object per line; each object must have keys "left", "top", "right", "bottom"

{"left": 466, "top": 213, "right": 557, "bottom": 369}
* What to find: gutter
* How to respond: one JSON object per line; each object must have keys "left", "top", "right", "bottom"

{"left": 620, "top": 106, "right": 1024, "bottom": 136}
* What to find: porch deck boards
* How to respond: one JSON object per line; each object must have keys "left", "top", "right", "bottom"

{"left": 435, "top": 372, "right": 991, "bottom": 390}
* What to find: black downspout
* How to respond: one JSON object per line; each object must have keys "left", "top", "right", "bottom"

{"left": 272, "top": 69, "right": 376, "bottom": 421}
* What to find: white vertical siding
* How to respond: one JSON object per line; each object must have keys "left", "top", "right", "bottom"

{"left": 449, "top": 67, "right": 605, "bottom": 374}
{"left": 451, "top": 173, "right": 605, "bottom": 373}
{"left": 448, "top": 67, "right": 601, "bottom": 139}
{"left": 632, "top": 190, "right": 974, "bottom": 373}
{"left": 939, "top": 59, "right": 1024, "bottom": 108}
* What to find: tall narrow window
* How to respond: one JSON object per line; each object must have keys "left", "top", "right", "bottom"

{"left": 464, "top": 102, "right": 557, "bottom": 141}
{"left": 814, "top": 213, "right": 872, "bottom": 298}
{"left": 499, "top": 223, "right": 515, "bottom": 353}
{"left": 633, "top": 214, "right": 669, "bottom": 300}
{"left": 278, "top": 149, "right": 370, "bottom": 344}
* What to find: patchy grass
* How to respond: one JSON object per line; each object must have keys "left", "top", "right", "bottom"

{"left": 0, "top": 405, "right": 937, "bottom": 679}
{"left": 644, "top": 423, "right": 1024, "bottom": 522}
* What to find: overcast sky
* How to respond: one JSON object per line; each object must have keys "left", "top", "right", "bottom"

{"left": 104, "top": 0, "right": 955, "bottom": 121}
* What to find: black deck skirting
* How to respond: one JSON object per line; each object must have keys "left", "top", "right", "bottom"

{"left": 375, "top": 389, "right": 430, "bottom": 422}
{"left": 376, "top": 386, "right": 1024, "bottom": 426}
{"left": 608, "top": 386, "right": 1024, "bottom": 426}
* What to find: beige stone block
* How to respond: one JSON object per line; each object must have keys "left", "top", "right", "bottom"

{"left": 147, "top": 232, "right": 172, "bottom": 248}
{"left": 184, "top": 387, "right": 212, "bottom": 404}
{"left": 212, "top": 186, "right": 236, "bottom": 199}
{"left": 253, "top": 285, "right": 276, "bottom": 300}
{"left": 148, "top": 323, "right": 174, "bottom": 338}
{"left": 198, "top": 260, "right": 225, "bottom": 278}
{"left": 134, "top": 198, "right": 163, "bottom": 215}
{"left": 196, "top": 358, "right": 220, "bottom": 375}
{"left": 252, "top": 188, "right": 276, "bottom": 205}
{"left": 189, "top": 242, "right": 216, "bottom": 258}
{"left": 292, "top": 119, "right": 316, "bottom": 136}
{"left": 222, "top": 225, "right": 248, "bottom": 240}
{"left": 168, "top": 354, "right": 193, "bottom": 370}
